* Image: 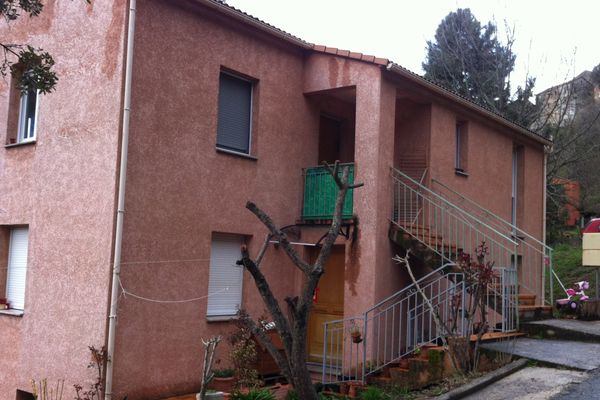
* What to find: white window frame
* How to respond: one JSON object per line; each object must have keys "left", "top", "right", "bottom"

{"left": 206, "top": 233, "right": 245, "bottom": 319}
{"left": 216, "top": 71, "right": 254, "bottom": 156}
{"left": 17, "top": 89, "right": 39, "bottom": 144}
{"left": 5, "top": 227, "right": 29, "bottom": 311}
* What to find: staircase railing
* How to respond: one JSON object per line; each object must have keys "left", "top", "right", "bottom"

{"left": 322, "top": 266, "right": 465, "bottom": 384}
{"left": 321, "top": 267, "right": 518, "bottom": 384}
{"left": 431, "top": 178, "right": 558, "bottom": 305}
{"left": 391, "top": 168, "right": 518, "bottom": 273}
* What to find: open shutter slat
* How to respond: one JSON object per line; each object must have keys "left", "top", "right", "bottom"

{"left": 206, "top": 234, "right": 244, "bottom": 317}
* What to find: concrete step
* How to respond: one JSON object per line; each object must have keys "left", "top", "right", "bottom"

{"left": 518, "top": 305, "right": 553, "bottom": 321}
{"left": 519, "top": 293, "right": 537, "bottom": 306}
{"left": 521, "top": 319, "right": 600, "bottom": 342}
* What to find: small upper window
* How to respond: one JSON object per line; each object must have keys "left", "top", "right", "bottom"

{"left": 216, "top": 72, "right": 253, "bottom": 154}
{"left": 17, "top": 89, "right": 39, "bottom": 143}
{"left": 455, "top": 121, "right": 468, "bottom": 173}
{"left": 6, "top": 66, "right": 39, "bottom": 145}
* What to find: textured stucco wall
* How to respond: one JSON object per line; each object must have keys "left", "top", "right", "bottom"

{"left": 428, "top": 103, "right": 544, "bottom": 240}
{"left": 0, "top": 0, "right": 127, "bottom": 399}
{"left": 112, "top": 1, "right": 320, "bottom": 398}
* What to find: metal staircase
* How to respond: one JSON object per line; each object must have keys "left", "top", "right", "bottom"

{"left": 320, "top": 166, "right": 553, "bottom": 384}
{"left": 430, "top": 178, "right": 557, "bottom": 305}
{"left": 321, "top": 264, "right": 517, "bottom": 383}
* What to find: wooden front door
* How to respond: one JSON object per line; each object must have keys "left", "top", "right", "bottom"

{"left": 307, "top": 246, "right": 345, "bottom": 362}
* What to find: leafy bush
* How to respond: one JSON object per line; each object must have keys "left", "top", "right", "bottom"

{"left": 230, "top": 389, "right": 276, "bottom": 400}
{"left": 284, "top": 389, "right": 299, "bottom": 400}
{"left": 359, "top": 386, "right": 390, "bottom": 400}
{"left": 213, "top": 368, "right": 234, "bottom": 378}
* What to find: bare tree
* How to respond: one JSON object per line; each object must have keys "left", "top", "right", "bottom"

{"left": 237, "top": 161, "right": 362, "bottom": 400}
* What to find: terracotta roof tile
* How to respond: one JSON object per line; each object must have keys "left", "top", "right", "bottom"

{"left": 348, "top": 52, "right": 363, "bottom": 60}
{"left": 361, "top": 54, "right": 376, "bottom": 63}
{"left": 324, "top": 47, "right": 338, "bottom": 55}
{"left": 313, "top": 45, "right": 326, "bottom": 52}
{"left": 374, "top": 57, "right": 389, "bottom": 65}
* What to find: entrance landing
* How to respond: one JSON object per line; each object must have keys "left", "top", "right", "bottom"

{"left": 482, "top": 337, "right": 600, "bottom": 371}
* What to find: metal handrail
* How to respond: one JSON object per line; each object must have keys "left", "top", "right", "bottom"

{"left": 431, "top": 177, "right": 549, "bottom": 250}
{"left": 430, "top": 177, "right": 562, "bottom": 305}
{"left": 392, "top": 171, "right": 518, "bottom": 265}
{"left": 392, "top": 168, "right": 518, "bottom": 247}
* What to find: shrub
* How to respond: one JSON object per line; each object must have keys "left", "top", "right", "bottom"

{"left": 359, "top": 386, "right": 390, "bottom": 400}
{"left": 213, "top": 368, "right": 235, "bottom": 378}
{"left": 230, "top": 389, "right": 276, "bottom": 400}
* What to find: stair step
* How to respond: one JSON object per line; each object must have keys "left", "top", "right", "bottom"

{"left": 518, "top": 305, "right": 553, "bottom": 321}
{"left": 388, "top": 366, "right": 410, "bottom": 380}
{"left": 519, "top": 293, "right": 537, "bottom": 306}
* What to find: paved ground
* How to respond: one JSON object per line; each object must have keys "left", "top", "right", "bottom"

{"left": 462, "top": 366, "right": 587, "bottom": 400}
{"left": 527, "top": 318, "right": 600, "bottom": 338}
{"left": 551, "top": 369, "right": 600, "bottom": 399}
{"left": 482, "top": 337, "right": 600, "bottom": 370}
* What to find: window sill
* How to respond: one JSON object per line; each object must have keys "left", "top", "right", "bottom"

{"left": 5, "top": 140, "right": 36, "bottom": 149}
{"left": 0, "top": 309, "right": 24, "bottom": 317}
{"left": 216, "top": 147, "right": 257, "bottom": 161}
{"left": 206, "top": 314, "right": 239, "bottom": 322}
{"left": 454, "top": 168, "right": 469, "bottom": 178}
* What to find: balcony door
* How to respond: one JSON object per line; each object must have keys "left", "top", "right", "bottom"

{"left": 318, "top": 115, "right": 342, "bottom": 164}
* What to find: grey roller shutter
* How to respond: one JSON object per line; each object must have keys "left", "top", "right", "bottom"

{"left": 216, "top": 73, "right": 252, "bottom": 154}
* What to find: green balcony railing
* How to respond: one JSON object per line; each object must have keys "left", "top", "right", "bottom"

{"left": 302, "top": 163, "right": 354, "bottom": 220}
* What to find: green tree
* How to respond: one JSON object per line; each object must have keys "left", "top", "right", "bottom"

{"left": 423, "top": 8, "right": 534, "bottom": 124}
{"left": 1, "top": 0, "right": 87, "bottom": 93}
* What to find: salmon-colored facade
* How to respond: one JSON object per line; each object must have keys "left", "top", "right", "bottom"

{"left": 0, "top": 1, "right": 550, "bottom": 399}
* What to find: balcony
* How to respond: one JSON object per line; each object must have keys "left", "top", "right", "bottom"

{"left": 302, "top": 163, "right": 354, "bottom": 221}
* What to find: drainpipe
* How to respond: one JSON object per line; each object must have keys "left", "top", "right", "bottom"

{"left": 542, "top": 146, "right": 549, "bottom": 305}
{"left": 105, "top": 1, "right": 136, "bottom": 399}
{"left": 543, "top": 148, "right": 548, "bottom": 245}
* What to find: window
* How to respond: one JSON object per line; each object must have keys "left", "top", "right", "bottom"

{"left": 216, "top": 72, "right": 253, "bottom": 154}
{"left": 206, "top": 233, "right": 244, "bottom": 318}
{"left": 6, "top": 66, "right": 39, "bottom": 145}
{"left": 455, "top": 121, "right": 468, "bottom": 173}
{"left": 5, "top": 227, "right": 29, "bottom": 311}
{"left": 17, "top": 89, "right": 39, "bottom": 143}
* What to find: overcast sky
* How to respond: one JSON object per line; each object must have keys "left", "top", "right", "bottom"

{"left": 226, "top": 0, "right": 599, "bottom": 96}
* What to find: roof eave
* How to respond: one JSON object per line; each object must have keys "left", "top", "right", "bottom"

{"left": 195, "top": 0, "right": 313, "bottom": 50}
{"left": 386, "top": 63, "right": 552, "bottom": 146}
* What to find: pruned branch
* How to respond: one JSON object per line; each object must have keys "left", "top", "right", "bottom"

{"left": 238, "top": 160, "right": 363, "bottom": 400}
{"left": 239, "top": 313, "right": 293, "bottom": 382}
{"left": 237, "top": 245, "right": 294, "bottom": 355}
{"left": 246, "top": 202, "right": 311, "bottom": 274}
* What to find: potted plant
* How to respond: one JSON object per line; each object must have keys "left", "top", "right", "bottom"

{"left": 210, "top": 368, "right": 236, "bottom": 393}
{"left": 350, "top": 323, "right": 362, "bottom": 344}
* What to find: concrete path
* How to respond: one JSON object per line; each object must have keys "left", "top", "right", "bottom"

{"left": 482, "top": 337, "right": 600, "bottom": 370}
{"left": 525, "top": 318, "right": 600, "bottom": 339}
{"left": 551, "top": 369, "right": 600, "bottom": 399}
{"left": 462, "top": 367, "right": 587, "bottom": 400}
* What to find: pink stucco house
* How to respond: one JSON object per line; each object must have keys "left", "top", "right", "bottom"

{"left": 0, "top": 1, "right": 552, "bottom": 399}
